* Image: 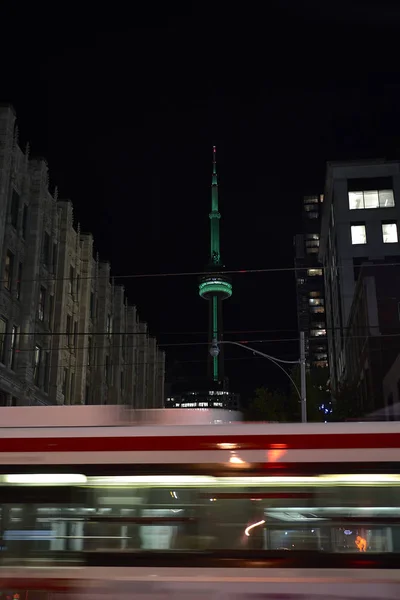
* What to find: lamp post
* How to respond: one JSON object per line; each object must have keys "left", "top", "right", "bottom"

{"left": 210, "top": 336, "right": 307, "bottom": 423}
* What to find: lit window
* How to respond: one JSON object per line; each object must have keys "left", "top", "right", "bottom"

{"left": 306, "top": 247, "right": 319, "bottom": 254}
{"left": 349, "top": 191, "right": 364, "bottom": 210}
{"left": 309, "top": 298, "right": 324, "bottom": 305}
{"left": 364, "top": 190, "right": 379, "bottom": 209}
{"left": 306, "top": 233, "right": 320, "bottom": 240}
{"left": 304, "top": 196, "right": 319, "bottom": 204}
{"left": 308, "top": 211, "right": 318, "bottom": 219}
{"left": 379, "top": 189, "right": 395, "bottom": 207}
{"left": 313, "top": 360, "right": 328, "bottom": 368}
{"left": 310, "top": 306, "right": 325, "bottom": 313}
{"left": 309, "top": 291, "right": 321, "bottom": 298}
{"left": 351, "top": 224, "right": 367, "bottom": 245}
{"left": 349, "top": 189, "right": 395, "bottom": 210}
{"left": 382, "top": 222, "right": 398, "bottom": 243}
{"left": 310, "top": 329, "right": 327, "bottom": 337}
{"left": 308, "top": 268, "right": 323, "bottom": 276}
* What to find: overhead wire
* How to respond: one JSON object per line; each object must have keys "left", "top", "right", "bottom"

{"left": 3, "top": 259, "right": 400, "bottom": 287}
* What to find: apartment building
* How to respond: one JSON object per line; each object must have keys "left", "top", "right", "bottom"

{"left": 319, "top": 159, "right": 400, "bottom": 412}
{"left": 0, "top": 104, "right": 165, "bottom": 407}
{"left": 294, "top": 194, "right": 328, "bottom": 368}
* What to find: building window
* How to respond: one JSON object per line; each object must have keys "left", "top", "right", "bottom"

{"left": 304, "top": 196, "right": 319, "bottom": 204}
{"left": 309, "top": 291, "right": 321, "bottom": 298}
{"left": 76, "top": 275, "right": 80, "bottom": 297}
{"left": 307, "top": 211, "right": 319, "bottom": 219}
{"left": 53, "top": 242, "right": 58, "bottom": 273}
{"left": 382, "top": 222, "right": 398, "bottom": 243}
{"left": 306, "top": 233, "right": 319, "bottom": 240}
{"left": 310, "top": 328, "right": 327, "bottom": 337}
{"left": 105, "top": 355, "right": 110, "bottom": 384}
{"left": 33, "top": 345, "right": 41, "bottom": 386}
{"left": 87, "top": 336, "right": 92, "bottom": 366}
{"left": 4, "top": 250, "right": 14, "bottom": 291}
{"left": 38, "top": 287, "right": 46, "bottom": 321}
{"left": 310, "top": 306, "right": 325, "bottom": 314}
{"left": 73, "top": 321, "right": 78, "bottom": 350}
{"left": 68, "top": 266, "right": 74, "bottom": 295}
{"left": 349, "top": 189, "right": 395, "bottom": 210}
{"left": 43, "top": 352, "right": 50, "bottom": 393}
{"left": 22, "top": 204, "right": 28, "bottom": 239}
{"left": 66, "top": 315, "right": 72, "bottom": 346}
{"left": 49, "top": 294, "right": 54, "bottom": 330}
{"left": 10, "top": 190, "right": 19, "bottom": 228}
{"left": 351, "top": 224, "right": 367, "bottom": 245}
{"left": 120, "top": 370, "right": 124, "bottom": 392}
{"left": 70, "top": 372, "right": 75, "bottom": 402}
{"left": 107, "top": 314, "right": 112, "bottom": 338}
{"left": 16, "top": 262, "right": 23, "bottom": 300}
{"left": 85, "top": 384, "right": 90, "bottom": 405}
{"left": 42, "top": 232, "right": 50, "bottom": 266}
{"left": 62, "top": 368, "right": 68, "bottom": 399}
{"left": 90, "top": 292, "right": 95, "bottom": 319}
{"left": 309, "top": 298, "right": 324, "bottom": 306}
{"left": 10, "top": 325, "right": 17, "bottom": 370}
{"left": 308, "top": 268, "right": 323, "bottom": 276}
{"left": 0, "top": 318, "right": 6, "bottom": 364}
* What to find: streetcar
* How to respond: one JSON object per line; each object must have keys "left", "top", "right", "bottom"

{"left": 0, "top": 406, "right": 399, "bottom": 600}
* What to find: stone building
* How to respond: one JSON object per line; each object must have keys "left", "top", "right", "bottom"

{"left": 0, "top": 104, "right": 165, "bottom": 407}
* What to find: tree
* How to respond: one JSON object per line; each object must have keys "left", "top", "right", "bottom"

{"left": 245, "top": 387, "right": 295, "bottom": 422}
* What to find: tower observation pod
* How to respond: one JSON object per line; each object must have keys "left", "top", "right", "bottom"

{"left": 198, "top": 146, "right": 232, "bottom": 385}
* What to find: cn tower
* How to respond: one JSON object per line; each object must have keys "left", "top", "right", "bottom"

{"left": 198, "top": 146, "right": 232, "bottom": 386}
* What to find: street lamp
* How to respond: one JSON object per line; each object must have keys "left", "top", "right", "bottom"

{"left": 210, "top": 334, "right": 307, "bottom": 423}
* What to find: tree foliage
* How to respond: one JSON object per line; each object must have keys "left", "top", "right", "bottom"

{"left": 246, "top": 366, "right": 332, "bottom": 423}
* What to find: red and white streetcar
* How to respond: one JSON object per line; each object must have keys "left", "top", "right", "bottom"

{"left": 0, "top": 406, "right": 399, "bottom": 600}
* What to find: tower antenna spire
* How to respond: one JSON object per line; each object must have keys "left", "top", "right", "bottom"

{"left": 198, "top": 146, "right": 232, "bottom": 384}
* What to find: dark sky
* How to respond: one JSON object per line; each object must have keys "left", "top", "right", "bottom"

{"left": 2, "top": 1, "right": 400, "bottom": 399}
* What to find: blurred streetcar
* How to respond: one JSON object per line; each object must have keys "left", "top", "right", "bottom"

{"left": 0, "top": 407, "right": 399, "bottom": 599}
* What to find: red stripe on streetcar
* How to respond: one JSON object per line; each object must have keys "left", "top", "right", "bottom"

{"left": 0, "top": 433, "right": 398, "bottom": 453}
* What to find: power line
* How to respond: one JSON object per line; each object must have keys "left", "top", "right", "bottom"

{"left": 4, "top": 259, "right": 400, "bottom": 286}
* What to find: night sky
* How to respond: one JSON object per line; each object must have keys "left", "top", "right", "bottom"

{"left": 2, "top": 1, "right": 400, "bottom": 399}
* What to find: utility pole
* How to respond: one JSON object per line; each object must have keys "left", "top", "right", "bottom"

{"left": 300, "top": 331, "right": 307, "bottom": 423}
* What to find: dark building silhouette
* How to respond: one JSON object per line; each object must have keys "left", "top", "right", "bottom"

{"left": 294, "top": 195, "right": 328, "bottom": 369}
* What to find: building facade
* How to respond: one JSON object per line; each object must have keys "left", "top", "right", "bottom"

{"left": 319, "top": 159, "right": 400, "bottom": 412}
{"left": 294, "top": 195, "right": 328, "bottom": 368}
{"left": 0, "top": 104, "right": 165, "bottom": 407}
{"left": 344, "top": 263, "right": 400, "bottom": 414}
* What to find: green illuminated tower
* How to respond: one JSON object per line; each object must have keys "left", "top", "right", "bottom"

{"left": 198, "top": 146, "right": 232, "bottom": 385}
